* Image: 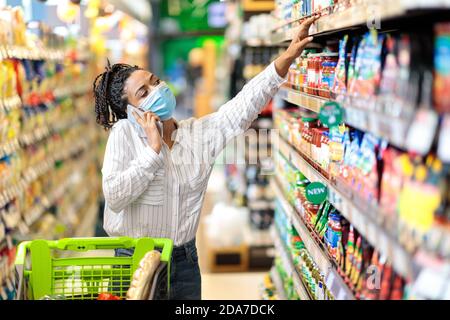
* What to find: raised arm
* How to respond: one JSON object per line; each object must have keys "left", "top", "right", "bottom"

{"left": 194, "top": 16, "right": 318, "bottom": 162}
{"left": 102, "top": 122, "right": 164, "bottom": 213}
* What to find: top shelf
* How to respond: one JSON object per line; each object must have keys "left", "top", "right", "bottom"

{"left": 270, "top": 1, "right": 450, "bottom": 44}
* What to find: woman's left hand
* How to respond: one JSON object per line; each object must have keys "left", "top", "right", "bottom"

{"left": 274, "top": 15, "right": 320, "bottom": 78}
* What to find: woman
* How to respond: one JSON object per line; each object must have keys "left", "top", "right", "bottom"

{"left": 93, "top": 17, "right": 316, "bottom": 300}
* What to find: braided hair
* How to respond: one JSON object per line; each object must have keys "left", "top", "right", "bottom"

{"left": 93, "top": 60, "right": 140, "bottom": 130}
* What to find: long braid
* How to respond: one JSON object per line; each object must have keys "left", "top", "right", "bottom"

{"left": 93, "top": 62, "right": 140, "bottom": 130}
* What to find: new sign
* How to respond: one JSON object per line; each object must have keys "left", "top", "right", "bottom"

{"left": 305, "top": 182, "right": 328, "bottom": 204}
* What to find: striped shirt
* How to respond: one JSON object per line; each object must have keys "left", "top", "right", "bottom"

{"left": 102, "top": 62, "right": 286, "bottom": 246}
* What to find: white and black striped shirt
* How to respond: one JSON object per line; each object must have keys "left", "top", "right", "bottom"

{"left": 101, "top": 62, "right": 286, "bottom": 246}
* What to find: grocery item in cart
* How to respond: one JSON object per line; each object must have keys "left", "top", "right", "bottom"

{"left": 126, "top": 250, "right": 161, "bottom": 300}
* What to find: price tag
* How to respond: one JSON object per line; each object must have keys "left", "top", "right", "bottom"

{"left": 369, "top": 113, "right": 380, "bottom": 137}
{"left": 325, "top": 271, "right": 335, "bottom": 290}
{"left": 438, "top": 114, "right": 450, "bottom": 163}
{"left": 354, "top": 208, "right": 367, "bottom": 233}
{"left": 339, "top": 196, "right": 350, "bottom": 220}
{"left": 406, "top": 109, "right": 438, "bottom": 155}
{"left": 367, "top": 222, "right": 377, "bottom": 246}
{"left": 393, "top": 245, "right": 409, "bottom": 279}
{"left": 317, "top": 250, "right": 330, "bottom": 274}
{"left": 337, "top": 288, "right": 347, "bottom": 300}
{"left": 379, "top": 233, "right": 390, "bottom": 259}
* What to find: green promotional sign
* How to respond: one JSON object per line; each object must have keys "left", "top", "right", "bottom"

{"left": 319, "top": 101, "right": 344, "bottom": 128}
{"left": 305, "top": 182, "right": 328, "bottom": 204}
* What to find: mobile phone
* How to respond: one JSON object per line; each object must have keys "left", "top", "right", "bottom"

{"left": 136, "top": 107, "right": 163, "bottom": 134}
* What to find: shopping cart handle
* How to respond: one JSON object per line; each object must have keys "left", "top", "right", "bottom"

{"left": 15, "top": 241, "right": 31, "bottom": 266}
{"left": 52, "top": 237, "right": 138, "bottom": 251}
{"left": 152, "top": 238, "right": 173, "bottom": 263}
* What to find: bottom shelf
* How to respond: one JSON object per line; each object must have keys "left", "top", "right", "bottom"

{"left": 269, "top": 266, "right": 287, "bottom": 300}
{"left": 271, "top": 226, "right": 311, "bottom": 300}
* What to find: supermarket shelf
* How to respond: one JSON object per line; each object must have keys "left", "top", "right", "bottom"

{"left": 271, "top": 178, "right": 355, "bottom": 300}
{"left": 0, "top": 95, "right": 22, "bottom": 113}
{"left": 0, "top": 133, "right": 96, "bottom": 209}
{"left": 269, "top": 266, "right": 287, "bottom": 300}
{"left": 74, "top": 200, "right": 99, "bottom": 237}
{"left": 0, "top": 84, "right": 90, "bottom": 115}
{"left": 275, "top": 134, "right": 415, "bottom": 279}
{"left": 23, "top": 153, "right": 95, "bottom": 227}
{"left": 0, "top": 103, "right": 91, "bottom": 159}
{"left": 270, "top": 1, "right": 450, "bottom": 44}
{"left": 277, "top": 85, "right": 411, "bottom": 149}
{"left": 0, "top": 45, "right": 65, "bottom": 61}
{"left": 278, "top": 85, "right": 327, "bottom": 113}
{"left": 270, "top": 226, "right": 310, "bottom": 300}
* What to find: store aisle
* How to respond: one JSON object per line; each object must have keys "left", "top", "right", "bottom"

{"left": 196, "top": 167, "right": 266, "bottom": 300}
{"left": 202, "top": 273, "right": 265, "bottom": 300}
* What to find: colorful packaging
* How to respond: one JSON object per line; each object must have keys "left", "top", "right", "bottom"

{"left": 332, "top": 35, "right": 349, "bottom": 96}
{"left": 434, "top": 23, "right": 450, "bottom": 113}
{"left": 349, "top": 30, "right": 385, "bottom": 98}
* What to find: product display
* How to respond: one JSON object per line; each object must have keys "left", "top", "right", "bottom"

{"left": 266, "top": 0, "right": 450, "bottom": 300}
{"left": 0, "top": 6, "right": 102, "bottom": 300}
{"left": 274, "top": 151, "right": 409, "bottom": 299}
{"left": 2, "top": 0, "right": 450, "bottom": 302}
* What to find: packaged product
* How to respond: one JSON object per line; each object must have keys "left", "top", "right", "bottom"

{"left": 434, "top": 23, "right": 450, "bottom": 113}
{"left": 346, "top": 37, "right": 360, "bottom": 94}
{"left": 355, "top": 133, "right": 381, "bottom": 203}
{"left": 319, "top": 56, "right": 338, "bottom": 98}
{"left": 349, "top": 30, "right": 385, "bottom": 99}
{"left": 379, "top": 148, "right": 405, "bottom": 216}
{"left": 325, "top": 211, "right": 342, "bottom": 259}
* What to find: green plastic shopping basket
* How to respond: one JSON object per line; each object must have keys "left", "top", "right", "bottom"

{"left": 14, "top": 237, "right": 173, "bottom": 300}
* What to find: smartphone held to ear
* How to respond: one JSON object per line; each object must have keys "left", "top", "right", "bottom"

{"left": 134, "top": 107, "right": 163, "bottom": 134}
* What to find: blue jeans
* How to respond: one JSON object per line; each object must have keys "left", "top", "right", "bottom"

{"left": 115, "top": 238, "right": 201, "bottom": 300}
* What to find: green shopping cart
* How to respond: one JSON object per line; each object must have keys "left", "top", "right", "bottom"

{"left": 14, "top": 237, "right": 173, "bottom": 300}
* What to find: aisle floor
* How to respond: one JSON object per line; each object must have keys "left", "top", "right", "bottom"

{"left": 201, "top": 272, "right": 265, "bottom": 300}
{"left": 198, "top": 167, "right": 266, "bottom": 300}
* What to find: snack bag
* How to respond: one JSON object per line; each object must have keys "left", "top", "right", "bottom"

{"left": 434, "top": 23, "right": 450, "bottom": 113}
{"left": 349, "top": 30, "right": 384, "bottom": 99}
{"left": 332, "top": 35, "right": 349, "bottom": 96}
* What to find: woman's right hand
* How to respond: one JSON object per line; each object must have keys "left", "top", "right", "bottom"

{"left": 132, "top": 111, "right": 162, "bottom": 154}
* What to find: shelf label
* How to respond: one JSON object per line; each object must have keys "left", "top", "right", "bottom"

{"left": 305, "top": 182, "right": 328, "bottom": 204}
{"left": 337, "top": 288, "right": 347, "bottom": 300}
{"left": 325, "top": 271, "right": 335, "bottom": 290}
{"left": 406, "top": 108, "right": 438, "bottom": 155}
{"left": 319, "top": 102, "right": 344, "bottom": 128}
{"left": 438, "top": 114, "right": 450, "bottom": 163}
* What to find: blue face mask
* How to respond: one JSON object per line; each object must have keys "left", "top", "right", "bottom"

{"left": 127, "top": 105, "right": 147, "bottom": 137}
{"left": 139, "top": 83, "right": 176, "bottom": 121}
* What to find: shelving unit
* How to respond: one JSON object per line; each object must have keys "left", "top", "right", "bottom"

{"left": 271, "top": 177, "right": 355, "bottom": 300}
{"left": 0, "top": 6, "right": 104, "bottom": 300}
{"left": 270, "top": 1, "right": 450, "bottom": 44}
{"left": 0, "top": 45, "right": 65, "bottom": 61}
{"left": 262, "top": 2, "right": 450, "bottom": 300}
{"left": 277, "top": 85, "right": 411, "bottom": 149}
{"left": 274, "top": 134, "right": 415, "bottom": 280}
{"left": 270, "top": 225, "right": 311, "bottom": 300}
{"left": 269, "top": 266, "right": 287, "bottom": 300}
